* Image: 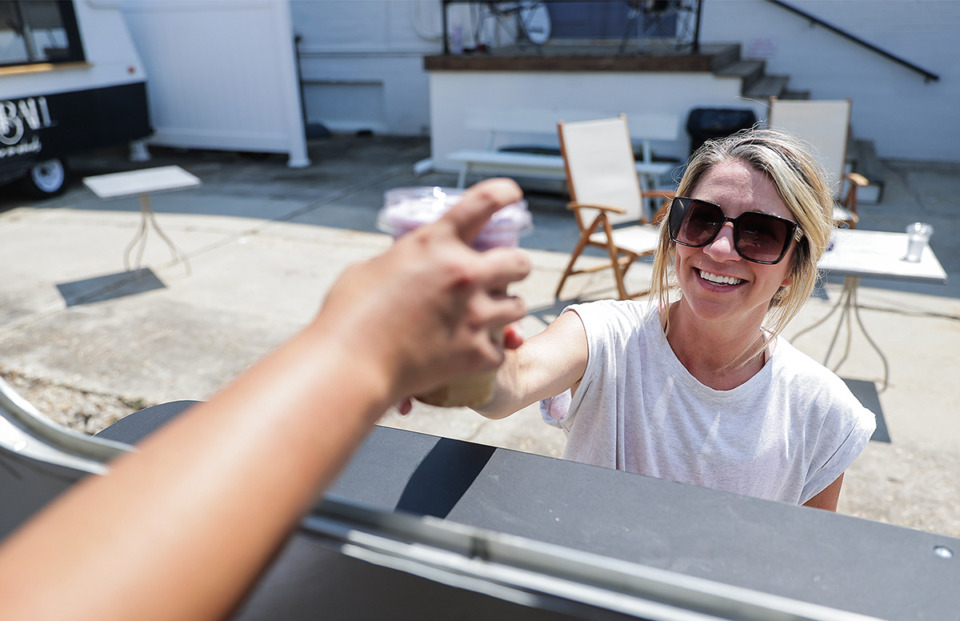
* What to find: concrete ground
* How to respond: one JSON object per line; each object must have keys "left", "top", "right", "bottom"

{"left": 1, "top": 134, "right": 958, "bottom": 538}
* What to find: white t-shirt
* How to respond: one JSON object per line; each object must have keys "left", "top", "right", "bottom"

{"left": 541, "top": 300, "right": 876, "bottom": 505}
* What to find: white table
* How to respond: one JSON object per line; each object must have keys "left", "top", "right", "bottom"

{"left": 794, "top": 229, "right": 947, "bottom": 390}
{"left": 83, "top": 166, "right": 201, "bottom": 274}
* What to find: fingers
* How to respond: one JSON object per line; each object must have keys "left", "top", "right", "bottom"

{"left": 473, "top": 245, "right": 531, "bottom": 291}
{"left": 478, "top": 294, "right": 527, "bottom": 334}
{"left": 466, "top": 248, "right": 529, "bottom": 331}
{"left": 440, "top": 178, "right": 523, "bottom": 244}
{"left": 503, "top": 323, "right": 524, "bottom": 350}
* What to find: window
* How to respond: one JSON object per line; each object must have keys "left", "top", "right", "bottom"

{"left": 0, "top": 0, "right": 84, "bottom": 68}
{"left": 547, "top": 1, "right": 632, "bottom": 39}
{"left": 547, "top": 0, "right": 696, "bottom": 45}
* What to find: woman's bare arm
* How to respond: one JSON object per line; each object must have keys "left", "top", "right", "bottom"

{"left": 803, "top": 474, "right": 844, "bottom": 512}
{"left": 475, "top": 309, "right": 588, "bottom": 419}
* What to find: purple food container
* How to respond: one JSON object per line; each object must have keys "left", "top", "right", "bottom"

{"left": 378, "top": 186, "right": 532, "bottom": 250}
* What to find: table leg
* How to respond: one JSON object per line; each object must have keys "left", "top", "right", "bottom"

{"left": 792, "top": 276, "right": 889, "bottom": 391}
{"left": 846, "top": 280, "right": 890, "bottom": 391}
{"left": 790, "top": 281, "right": 846, "bottom": 343}
{"left": 822, "top": 277, "right": 856, "bottom": 370}
{"left": 123, "top": 193, "right": 192, "bottom": 276}
{"left": 124, "top": 204, "right": 151, "bottom": 272}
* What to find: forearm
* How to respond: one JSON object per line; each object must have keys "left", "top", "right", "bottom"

{"left": 475, "top": 311, "right": 588, "bottom": 420}
{"left": 475, "top": 349, "right": 538, "bottom": 419}
{"left": 0, "top": 320, "right": 391, "bottom": 621}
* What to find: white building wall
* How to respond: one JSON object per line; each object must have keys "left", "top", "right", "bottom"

{"left": 429, "top": 71, "right": 754, "bottom": 174}
{"left": 291, "top": 0, "right": 446, "bottom": 135}
{"left": 700, "top": 0, "right": 960, "bottom": 162}
{"left": 122, "top": 0, "right": 309, "bottom": 167}
{"left": 290, "top": 0, "right": 958, "bottom": 163}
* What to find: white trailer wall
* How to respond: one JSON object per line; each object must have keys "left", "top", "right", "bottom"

{"left": 122, "top": 0, "right": 309, "bottom": 167}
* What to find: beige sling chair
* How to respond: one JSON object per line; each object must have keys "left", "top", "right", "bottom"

{"left": 767, "top": 98, "right": 867, "bottom": 228}
{"left": 555, "top": 115, "right": 674, "bottom": 300}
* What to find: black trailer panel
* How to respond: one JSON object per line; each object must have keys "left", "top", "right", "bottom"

{"left": 0, "top": 81, "right": 151, "bottom": 189}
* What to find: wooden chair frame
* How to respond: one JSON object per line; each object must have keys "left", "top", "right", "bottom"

{"left": 555, "top": 115, "right": 673, "bottom": 300}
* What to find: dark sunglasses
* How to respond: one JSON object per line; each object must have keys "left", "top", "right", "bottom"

{"left": 668, "top": 197, "right": 802, "bottom": 265}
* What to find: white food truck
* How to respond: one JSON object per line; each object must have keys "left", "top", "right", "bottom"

{"left": 0, "top": 0, "right": 150, "bottom": 197}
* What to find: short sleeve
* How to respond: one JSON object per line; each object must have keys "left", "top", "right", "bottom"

{"left": 800, "top": 402, "right": 876, "bottom": 504}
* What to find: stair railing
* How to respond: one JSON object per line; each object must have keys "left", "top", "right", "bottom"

{"left": 765, "top": 0, "right": 939, "bottom": 83}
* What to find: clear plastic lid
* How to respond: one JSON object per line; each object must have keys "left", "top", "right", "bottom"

{"left": 378, "top": 186, "right": 532, "bottom": 250}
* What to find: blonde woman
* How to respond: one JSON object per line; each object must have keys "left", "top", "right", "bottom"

{"left": 477, "top": 129, "right": 875, "bottom": 511}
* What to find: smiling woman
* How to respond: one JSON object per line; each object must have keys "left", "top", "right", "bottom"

{"left": 472, "top": 128, "right": 875, "bottom": 512}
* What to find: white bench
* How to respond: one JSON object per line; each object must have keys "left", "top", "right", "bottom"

{"left": 447, "top": 108, "right": 681, "bottom": 189}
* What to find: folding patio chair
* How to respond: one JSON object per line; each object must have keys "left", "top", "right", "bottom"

{"left": 555, "top": 115, "right": 673, "bottom": 300}
{"left": 767, "top": 98, "right": 867, "bottom": 228}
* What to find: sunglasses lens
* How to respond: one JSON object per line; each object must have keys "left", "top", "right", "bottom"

{"left": 736, "top": 212, "right": 792, "bottom": 263}
{"left": 671, "top": 199, "right": 724, "bottom": 246}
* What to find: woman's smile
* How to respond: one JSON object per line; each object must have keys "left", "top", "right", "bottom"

{"left": 696, "top": 268, "right": 744, "bottom": 287}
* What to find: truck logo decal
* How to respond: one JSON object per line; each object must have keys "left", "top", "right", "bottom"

{"left": 0, "top": 96, "right": 54, "bottom": 147}
{"left": 0, "top": 137, "right": 42, "bottom": 159}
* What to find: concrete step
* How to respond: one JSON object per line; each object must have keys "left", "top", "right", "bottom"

{"left": 744, "top": 74, "right": 790, "bottom": 99}
{"left": 780, "top": 89, "right": 811, "bottom": 100}
{"left": 851, "top": 139, "right": 885, "bottom": 203}
{"left": 705, "top": 43, "right": 743, "bottom": 71}
{"left": 716, "top": 59, "right": 765, "bottom": 89}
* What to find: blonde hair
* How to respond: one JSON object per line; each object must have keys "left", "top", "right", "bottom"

{"left": 652, "top": 128, "right": 835, "bottom": 363}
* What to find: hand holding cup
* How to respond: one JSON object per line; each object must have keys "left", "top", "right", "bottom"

{"left": 375, "top": 180, "right": 532, "bottom": 407}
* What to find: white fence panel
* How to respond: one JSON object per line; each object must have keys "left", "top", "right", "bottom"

{"left": 122, "top": 0, "right": 308, "bottom": 167}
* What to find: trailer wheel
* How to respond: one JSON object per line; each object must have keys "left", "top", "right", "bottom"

{"left": 21, "top": 158, "right": 69, "bottom": 198}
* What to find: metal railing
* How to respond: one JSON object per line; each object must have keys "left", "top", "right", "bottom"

{"left": 766, "top": 0, "right": 939, "bottom": 83}
{"left": 439, "top": 1, "right": 704, "bottom": 56}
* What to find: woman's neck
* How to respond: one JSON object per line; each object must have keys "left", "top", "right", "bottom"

{"left": 663, "top": 301, "right": 768, "bottom": 391}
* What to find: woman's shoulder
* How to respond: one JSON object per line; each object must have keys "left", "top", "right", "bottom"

{"left": 564, "top": 298, "right": 659, "bottom": 349}
{"left": 567, "top": 298, "right": 658, "bottom": 325}
{"left": 770, "top": 336, "right": 875, "bottom": 424}
{"left": 770, "top": 335, "right": 842, "bottom": 383}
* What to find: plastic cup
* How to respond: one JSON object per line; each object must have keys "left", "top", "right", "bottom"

{"left": 377, "top": 186, "right": 531, "bottom": 408}
{"left": 379, "top": 186, "right": 531, "bottom": 250}
{"left": 904, "top": 222, "right": 933, "bottom": 262}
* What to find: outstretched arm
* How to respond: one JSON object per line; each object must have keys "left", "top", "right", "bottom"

{"left": 475, "top": 308, "right": 588, "bottom": 419}
{"left": 0, "top": 179, "right": 531, "bottom": 621}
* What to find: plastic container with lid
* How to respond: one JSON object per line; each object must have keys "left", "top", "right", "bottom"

{"left": 378, "top": 186, "right": 532, "bottom": 250}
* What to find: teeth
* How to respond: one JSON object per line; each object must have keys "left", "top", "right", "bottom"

{"left": 699, "top": 270, "right": 743, "bottom": 285}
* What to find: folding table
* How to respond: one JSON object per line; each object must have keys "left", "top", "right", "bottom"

{"left": 83, "top": 165, "right": 201, "bottom": 274}
{"left": 795, "top": 228, "right": 947, "bottom": 391}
